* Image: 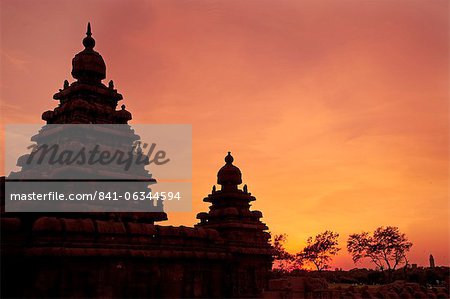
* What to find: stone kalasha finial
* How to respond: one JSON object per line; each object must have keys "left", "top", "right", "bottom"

{"left": 83, "top": 22, "right": 95, "bottom": 49}
{"left": 217, "top": 151, "right": 242, "bottom": 187}
{"left": 71, "top": 22, "right": 106, "bottom": 82}
{"left": 225, "top": 151, "right": 234, "bottom": 164}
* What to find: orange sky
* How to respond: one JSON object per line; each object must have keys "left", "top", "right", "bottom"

{"left": 1, "top": 0, "right": 449, "bottom": 269}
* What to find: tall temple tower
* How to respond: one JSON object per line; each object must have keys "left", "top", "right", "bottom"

{"left": 8, "top": 23, "right": 167, "bottom": 223}
{"left": 44, "top": 23, "right": 127, "bottom": 124}
{"left": 196, "top": 152, "right": 273, "bottom": 297}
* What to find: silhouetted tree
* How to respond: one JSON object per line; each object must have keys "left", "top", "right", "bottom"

{"left": 271, "top": 233, "right": 296, "bottom": 272}
{"left": 297, "top": 231, "right": 340, "bottom": 271}
{"left": 347, "top": 226, "right": 412, "bottom": 282}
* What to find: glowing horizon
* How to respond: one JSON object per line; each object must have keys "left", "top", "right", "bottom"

{"left": 1, "top": 0, "right": 448, "bottom": 269}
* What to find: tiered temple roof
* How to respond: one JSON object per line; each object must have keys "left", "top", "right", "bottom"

{"left": 43, "top": 23, "right": 130, "bottom": 124}
{"left": 8, "top": 23, "right": 166, "bottom": 223}
{"left": 196, "top": 152, "right": 271, "bottom": 252}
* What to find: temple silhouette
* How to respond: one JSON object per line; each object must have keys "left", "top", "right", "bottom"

{"left": 0, "top": 24, "right": 273, "bottom": 298}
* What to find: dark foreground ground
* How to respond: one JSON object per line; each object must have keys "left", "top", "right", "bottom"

{"left": 264, "top": 267, "right": 449, "bottom": 299}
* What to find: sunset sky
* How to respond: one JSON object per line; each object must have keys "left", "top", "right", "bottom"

{"left": 1, "top": 0, "right": 448, "bottom": 269}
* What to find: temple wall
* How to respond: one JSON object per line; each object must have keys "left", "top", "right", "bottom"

{"left": 1, "top": 216, "right": 271, "bottom": 298}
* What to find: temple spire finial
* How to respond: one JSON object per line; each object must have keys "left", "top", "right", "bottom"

{"left": 225, "top": 151, "right": 234, "bottom": 164}
{"left": 87, "top": 22, "right": 92, "bottom": 37}
{"left": 72, "top": 22, "right": 105, "bottom": 82}
{"left": 82, "top": 22, "right": 95, "bottom": 49}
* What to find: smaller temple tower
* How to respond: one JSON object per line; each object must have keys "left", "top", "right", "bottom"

{"left": 429, "top": 254, "right": 435, "bottom": 268}
{"left": 196, "top": 152, "right": 273, "bottom": 297}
